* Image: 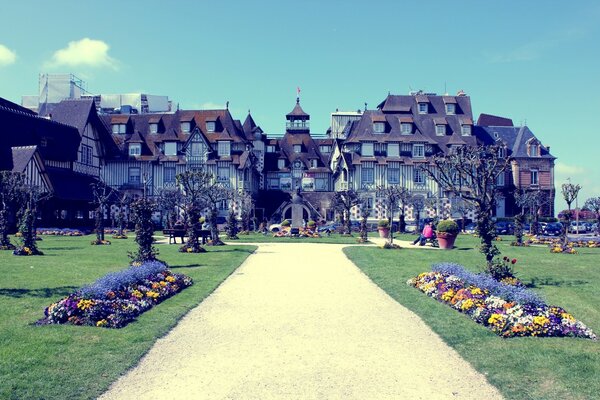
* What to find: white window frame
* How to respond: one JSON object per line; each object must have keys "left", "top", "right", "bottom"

{"left": 191, "top": 142, "right": 202, "bottom": 157}
{"left": 310, "top": 159, "right": 318, "bottom": 168}
{"left": 112, "top": 124, "right": 126, "bottom": 134}
{"left": 446, "top": 103, "right": 456, "bottom": 115}
{"left": 362, "top": 142, "right": 374, "bottom": 157}
{"left": 531, "top": 170, "right": 539, "bottom": 185}
{"left": 315, "top": 178, "right": 327, "bottom": 191}
{"left": 206, "top": 121, "right": 216, "bottom": 132}
{"left": 387, "top": 143, "right": 400, "bottom": 157}
{"left": 387, "top": 168, "right": 400, "bottom": 184}
{"left": 128, "top": 167, "right": 141, "bottom": 184}
{"left": 373, "top": 122, "right": 385, "bottom": 133}
{"left": 319, "top": 145, "right": 332, "bottom": 154}
{"left": 412, "top": 144, "right": 425, "bottom": 158}
{"left": 164, "top": 167, "right": 176, "bottom": 183}
{"left": 180, "top": 122, "right": 191, "bottom": 133}
{"left": 435, "top": 124, "right": 446, "bottom": 136}
{"left": 361, "top": 167, "right": 374, "bottom": 184}
{"left": 164, "top": 142, "right": 177, "bottom": 156}
{"left": 149, "top": 123, "right": 158, "bottom": 134}
{"left": 267, "top": 145, "right": 276, "bottom": 153}
{"left": 269, "top": 178, "right": 280, "bottom": 189}
{"left": 496, "top": 172, "right": 505, "bottom": 187}
{"left": 218, "top": 166, "right": 230, "bottom": 183}
{"left": 129, "top": 143, "right": 141, "bottom": 156}
{"left": 278, "top": 159, "right": 285, "bottom": 169}
{"left": 413, "top": 169, "right": 425, "bottom": 184}
{"left": 81, "top": 144, "right": 93, "bottom": 164}
{"left": 218, "top": 141, "right": 231, "bottom": 157}
{"left": 401, "top": 123, "right": 412, "bottom": 134}
{"left": 461, "top": 125, "right": 471, "bottom": 136}
{"left": 530, "top": 144, "right": 539, "bottom": 157}
{"left": 293, "top": 144, "right": 302, "bottom": 153}
{"left": 418, "top": 103, "right": 428, "bottom": 114}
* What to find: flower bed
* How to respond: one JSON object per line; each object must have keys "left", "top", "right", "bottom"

{"left": 40, "top": 261, "right": 193, "bottom": 328}
{"left": 527, "top": 237, "right": 600, "bottom": 248}
{"left": 90, "top": 239, "right": 111, "bottom": 245}
{"left": 13, "top": 246, "right": 43, "bottom": 256}
{"left": 273, "top": 227, "right": 321, "bottom": 238}
{"left": 36, "top": 228, "right": 86, "bottom": 236}
{"left": 407, "top": 263, "right": 596, "bottom": 339}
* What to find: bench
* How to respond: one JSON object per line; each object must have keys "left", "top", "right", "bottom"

{"left": 162, "top": 229, "right": 212, "bottom": 245}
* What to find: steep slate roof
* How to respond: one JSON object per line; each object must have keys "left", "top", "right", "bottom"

{"left": 50, "top": 99, "right": 120, "bottom": 158}
{"left": 478, "top": 126, "right": 555, "bottom": 159}
{"left": 11, "top": 146, "right": 38, "bottom": 173}
{"left": 0, "top": 99, "right": 80, "bottom": 170}
{"left": 102, "top": 109, "right": 250, "bottom": 162}
{"left": 477, "top": 113, "right": 514, "bottom": 127}
{"left": 345, "top": 94, "right": 478, "bottom": 152}
{"left": 0, "top": 97, "right": 36, "bottom": 115}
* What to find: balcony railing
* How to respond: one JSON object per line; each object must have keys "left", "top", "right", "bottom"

{"left": 286, "top": 122, "right": 310, "bottom": 130}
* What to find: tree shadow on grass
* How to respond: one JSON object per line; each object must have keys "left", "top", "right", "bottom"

{"left": 169, "top": 264, "right": 203, "bottom": 269}
{"left": 526, "top": 278, "right": 589, "bottom": 288}
{"left": 0, "top": 286, "right": 78, "bottom": 299}
{"left": 44, "top": 247, "right": 81, "bottom": 251}
{"left": 209, "top": 248, "right": 256, "bottom": 254}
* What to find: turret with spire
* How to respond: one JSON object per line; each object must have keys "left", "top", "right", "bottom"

{"left": 286, "top": 97, "right": 310, "bottom": 133}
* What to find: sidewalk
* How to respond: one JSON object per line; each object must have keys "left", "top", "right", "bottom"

{"left": 100, "top": 243, "right": 502, "bottom": 399}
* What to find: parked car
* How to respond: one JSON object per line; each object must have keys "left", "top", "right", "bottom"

{"left": 495, "top": 221, "right": 514, "bottom": 235}
{"left": 464, "top": 223, "right": 477, "bottom": 234}
{"left": 542, "top": 222, "right": 563, "bottom": 236}
{"left": 568, "top": 221, "right": 589, "bottom": 234}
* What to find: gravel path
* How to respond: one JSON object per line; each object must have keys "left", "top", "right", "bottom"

{"left": 99, "top": 243, "right": 503, "bottom": 400}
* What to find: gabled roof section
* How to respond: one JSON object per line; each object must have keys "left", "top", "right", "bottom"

{"left": 477, "top": 126, "right": 555, "bottom": 159}
{"left": 0, "top": 97, "right": 36, "bottom": 115}
{"left": 11, "top": 146, "right": 38, "bottom": 173}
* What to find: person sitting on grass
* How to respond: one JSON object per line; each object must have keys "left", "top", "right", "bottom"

{"left": 413, "top": 222, "right": 435, "bottom": 246}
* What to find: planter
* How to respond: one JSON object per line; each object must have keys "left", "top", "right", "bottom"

{"left": 437, "top": 232, "right": 457, "bottom": 249}
{"left": 378, "top": 227, "right": 390, "bottom": 238}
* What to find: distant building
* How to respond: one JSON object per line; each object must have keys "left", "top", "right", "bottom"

{"left": 21, "top": 73, "right": 172, "bottom": 116}
{"left": 329, "top": 110, "right": 363, "bottom": 139}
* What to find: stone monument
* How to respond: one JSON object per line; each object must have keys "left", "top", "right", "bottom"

{"left": 291, "top": 188, "right": 304, "bottom": 229}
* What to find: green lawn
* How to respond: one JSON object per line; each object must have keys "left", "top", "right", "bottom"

{"left": 344, "top": 234, "right": 600, "bottom": 400}
{"left": 224, "top": 231, "right": 370, "bottom": 244}
{"left": 0, "top": 235, "right": 256, "bottom": 400}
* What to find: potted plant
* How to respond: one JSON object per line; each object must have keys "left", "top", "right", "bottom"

{"left": 281, "top": 219, "right": 291, "bottom": 230}
{"left": 307, "top": 220, "right": 316, "bottom": 231}
{"left": 436, "top": 219, "right": 460, "bottom": 249}
{"left": 377, "top": 219, "right": 390, "bottom": 238}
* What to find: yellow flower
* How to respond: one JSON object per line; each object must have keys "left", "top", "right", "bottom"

{"left": 166, "top": 276, "right": 176, "bottom": 283}
{"left": 533, "top": 315, "right": 550, "bottom": 326}
{"left": 461, "top": 299, "right": 475, "bottom": 311}
{"left": 96, "top": 319, "right": 108, "bottom": 327}
{"left": 159, "top": 281, "right": 167, "bottom": 287}
{"left": 441, "top": 289, "right": 455, "bottom": 302}
{"left": 132, "top": 290, "right": 143, "bottom": 299}
{"left": 77, "top": 299, "right": 95, "bottom": 310}
{"left": 146, "top": 291, "right": 159, "bottom": 299}
{"left": 488, "top": 313, "right": 504, "bottom": 325}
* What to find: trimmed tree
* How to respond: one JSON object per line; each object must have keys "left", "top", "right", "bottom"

{"left": 357, "top": 197, "right": 370, "bottom": 243}
{"left": 410, "top": 195, "right": 425, "bottom": 234}
{"left": 237, "top": 190, "right": 255, "bottom": 233}
{"left": 560, "top": 182, "right": 581, "bottom": 245}
{"left": 90, "top": 181, "right": 114, "bottom": 245}
{"left": 0, "top": 171, "right": 25, "bottom": 250}
{"left": 156, "top": 188, "right": 183, "bottom": 230}
{"left": 14, "top": 185, "right": 46, "bottom": 256}
{"left": 376, "top": 185, "right": 409, "bottom": 245}
{"left": 421, "top": 145, "right": 511, "bottom": 269}
{"left": 225, "top": 208, "right": 239, "bottom": 240}
{"left": 176, "top": 171, "right": 209, "bottom": 253}
{"left": 129, "top": 196, "right": 159, "bottom": 263}
{"left": 332, "top": 190, "right": 360, "bottom": 235}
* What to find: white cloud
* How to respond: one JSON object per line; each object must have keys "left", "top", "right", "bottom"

{"left": 45, "top": 38, "right": 118, "bottom": 69}
{"left": 0, "top": 44, "right": 17, "bottom": 66}
{"left": 554, "top": 162, "right": 586, "bottom": 177}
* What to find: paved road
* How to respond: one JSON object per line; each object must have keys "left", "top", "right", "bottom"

{"left": 100, "top": 243, "right": 502, "bottom": 400}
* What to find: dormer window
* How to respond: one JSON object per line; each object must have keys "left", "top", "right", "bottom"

{"left": 180, "top": 122, "right": 191, "bottom": 133}
{"left": 418, "top": 103, "right": 428, "bottom": 114}
{"left": 164, "top": 142, "right": 177, "bottom": 156}
{"left": 278, "top": 159, "right": 285, "bottom": 169}
{"left": 310, "top": 159, "right": 318, "bottom": 169}
{"left": 435, "top": 124, "right": 446, "bottom": 136}
{"left": 401, "top": 123, "right": 412, "bottom": 134}
{"left": 373, "top": 122, "right": 385, "bottom": 133}
{"left": 498, "top": 147, "right": 506, "bottom": 158}
{"left": 129, "top": 143, "right": 141, "bottom": 156}
{"left": 266, "top": 145, "right": 276, "bottom": 153}
{"left": 293, "top": 144, "right": 302, "bottom": 153}
{"left": 149, "top": 123, "right": 158, "bottom": 134}
{"left": 112, "top": 124, "right": 126, "bottom": 134}
{"left": 529, "top": 144, "right": 539, "bottom": 157}
{"left": 461, "top": 124, "right": 471, "bottom": 136}
{"left": 362, "top": 142, "right": 374, "bottom": 157}
{"left": 206, "top": 121, "right": 216, "bottom": 132}
{"left": 319, "top": 144, "right": 332, "bottom": 154}
{"left": 446, "top": 103, "right": 456, "bottom": 115}
{"left": 218, "top": 141, "right": 231, "bottom": 156}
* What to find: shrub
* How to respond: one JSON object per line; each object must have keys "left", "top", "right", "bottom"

{"left": 377, "top": 219, "right": 389, "bottom": 228}
{"left": 307, "top": 220, "right": 316, "bottom": 227}
{"left": 436, "top": 219, "right": 460, "bottom": 235}
{"left": 281, "top": 219, "right": 291, "bottom": 227}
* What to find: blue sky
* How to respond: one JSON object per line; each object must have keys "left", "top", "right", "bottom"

{"left": 1, "top": 1, "right": 599, "bottom": 212}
